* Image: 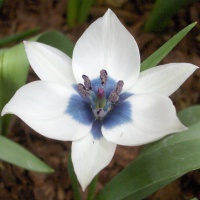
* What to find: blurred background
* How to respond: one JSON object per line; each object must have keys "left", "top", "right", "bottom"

{"left": 0, "top": 0, "right": 200, "bottom": 199}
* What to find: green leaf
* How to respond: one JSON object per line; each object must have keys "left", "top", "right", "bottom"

{"left": 177, "top": 105, "right": 200, "bottom": 127}
{"left": 36, "top": 31, "right": 74, "bottom": 58}
{"left": 0, "top": 28, "right": 39, "bottom": 48}
{"left": 0, "top": 135, "right": 54, "bottom": 173}
{"left": 77, "top": 0, "right": 96, "bottom": 24}
{"left": 87, "top": 175, "right": 98, "bottom": 200}
{"left": 141, "top": 22, "right": 197, "bottom": 72}
{"left": 0, "top": 43, "right": 29, "bottom": 135}
{"left": 143, "top": 0, "right": 197, "bottom": 33}
{"left": 0, "top": 0, "right": 4, "bottom": 8}
{"left": 123, "top": 175, "right": 180, "bottom": 200}
{"left": 68, "top": 153, "right": 82, "bottom": 200}
{"left": 95, "top": 106, "right": 200, "bottom": 200}
{"left": 67, "top": 0, "right": 80, "bottom": 27}
{"left": 67, "top": 0, "right": 95, "bottom": 27}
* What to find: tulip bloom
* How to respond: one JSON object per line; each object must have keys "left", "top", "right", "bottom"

{"left": 2, "top": 9, "right": 198, "bottom": 190}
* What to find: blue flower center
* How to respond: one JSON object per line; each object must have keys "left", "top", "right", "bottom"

{"left": 77, "top": 69, "right": 124, "bottom": 121}
{"left": 66, "top": 70, "right": 133, "bottom": 140}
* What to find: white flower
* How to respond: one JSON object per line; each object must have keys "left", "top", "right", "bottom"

{"left": 1, "top": 9, "right": 198, "bottom": 191}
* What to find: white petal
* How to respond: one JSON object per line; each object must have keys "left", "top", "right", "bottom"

{"left": 103, "top": 122, "right": 167, "bottom": 146}
{"left": 130, "top": 63, "right": 198, "bottom": 96}
{"left": 72, "top": 133, "right": 116, "bottom": 191}
{"left": 72, "top": 9, "right": 140, "bottom": 92}
{"left": 2, "top": 81, "right": 94, "bottom": 141}
{"left": 102, "top": 93, "right": 186, "bottom": 146}
{"left": 130, "top": 93, "right": 186, "bottom": 132}
{"left": 24, "top": 41, "right": 75, "bottom": 84}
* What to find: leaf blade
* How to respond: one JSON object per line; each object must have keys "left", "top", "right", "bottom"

{"left": 68, "top": 152, "right": 82, "bottom": 200}
{"left": 0, "top": 135, "right": 54, "bottom": 173}
{"left": 143, "top": 0, "right": 197, "bottom": 33}
{"left": 141, "top": 22, "right": 197, "bottom": 72}
{"left": 0, "top": 28, "right": 39, "bottom": 48}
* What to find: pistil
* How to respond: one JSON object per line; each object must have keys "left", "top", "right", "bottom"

{"left": 97, "top": 88, "right": 106, "bottom": 109}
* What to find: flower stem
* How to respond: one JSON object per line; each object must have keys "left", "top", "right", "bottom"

{"left": 67, "top": 152, "right": 82, "bottom": 200}
{"left": 86, "top": 175, "right": 98, "bottom": 200}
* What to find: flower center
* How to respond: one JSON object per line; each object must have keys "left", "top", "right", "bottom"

{"left": 77, "top": 69, "right": 124, "bottom": 120}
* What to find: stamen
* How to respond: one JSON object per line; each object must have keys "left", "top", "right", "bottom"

{"left": 107, "top": 80, "right": 124, "bottom": 105}
{"left": 109, "top": 91, "right": 119, "bottom": 104}
{"left": 77, "top": 83, "right": 89, "bottom": 97}
{"left": 114, "top": 80, "right": 124, "bottom": 94}
{"left": 100, "top": 69, "right": 108, "bottom": 86}
{"left": 82, "top": 75, "right": 92, "bottom": 90}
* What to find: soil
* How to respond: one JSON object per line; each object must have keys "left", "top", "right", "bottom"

{"left": 0, "top": 0, "right": 200, "bottom": 199}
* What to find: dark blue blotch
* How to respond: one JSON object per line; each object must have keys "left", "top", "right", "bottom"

{"left": 119, "top": 92, "right": 133, "bottom": 101}
{"left": 103, "top": 101, "right": 132, "bottom": 129}
{"left": 91, "top": 77, "right": 116, "bottom": 98}
{"left": 91, "top": 120, "right": 103, "bottom": 139}
{"left": 66, "top": 94, "right": 94, "bottom": 125}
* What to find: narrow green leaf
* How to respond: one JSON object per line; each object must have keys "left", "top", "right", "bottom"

{"left": 144, "top": 0, "right": 197, "bottom": 33}
{"left": 141, "top": 22, "right": 197, "bottom": 72}
{"left": 0, "top": 29, "right": 39, "bottom": 48}
{"left": 87, "top": 175, "right": 98, "bottom": 200}
{"left": 0, "top": 135, "right": 54, "bottom": 173}
{"left": 67, "top": 0, "right": 80, "bottom": 27}
{"left": 95, "top": 106, "right": 200, "bottom": 200}
{"left": 123, "top": 175, "right": 180, "bottom": 200}
{"left": 77, "top": 0, "right": 96, "bottom": 24}
{"left": 0, "top": 0, "right": 4, "bottom": 8}
{"left": 36, "top": 31, "right": 74, "bottom": 58}
{"left": 0, "top": 43, "right": 29, "bottom": 135}
{"left": 68, "top": 153, "right": 82, "bottom": 200}
{"left": 177, "top": 105, "right": 200, "bottom": 127}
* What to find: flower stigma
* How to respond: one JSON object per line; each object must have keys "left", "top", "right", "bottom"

{"left": 77, "top": 69, "right": 124, "bottom": 121}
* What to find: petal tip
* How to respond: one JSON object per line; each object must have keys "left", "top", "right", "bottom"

{"left": 23, "top": 40, "right": 27, "bottom": 45}
{"left": 175, "top": 122, "right": 188, "bottom": 132}
{"left": 80, "top": 184, "right": 87, "bottom": 192}
{"left": 1, "top": 111, "right": 4, "bottom": 117}
{"left": 194, "top": 65, "right": 199, "bottom": 70}
{"left": 185, "top": 63, "right": 199, "bottom": 71}
{"left": 104, "top": 8, "right": 114, "bottom": 18}
{"left": 189, "top": 63, "right": 199, "bottom": 70}
{"left": 106, "top": 8, "right": 112, "bottom": 13}
{"left": 23, "top": 40, "right": 32, "bottom": 47}
{"left": 1, "top": 106, "right": 8, "bottom": 117}
{"left": 23, "top": 40, "right": 34, "bottom": 53}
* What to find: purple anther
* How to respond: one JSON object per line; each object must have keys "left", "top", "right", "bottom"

{"left": 114, "top": 80, "right": 124, "bottom": 94}
{"left": 100, "top": 69, "right": 108, "bottom": 86}
{"left": 109, "top": 91, "right": 119, "bottom": 104}
{"left": 82, "top": 75, "right": 92, "bottom": 90}
{"left": 77, "top": 83, "right": 89, "bottom": 97}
